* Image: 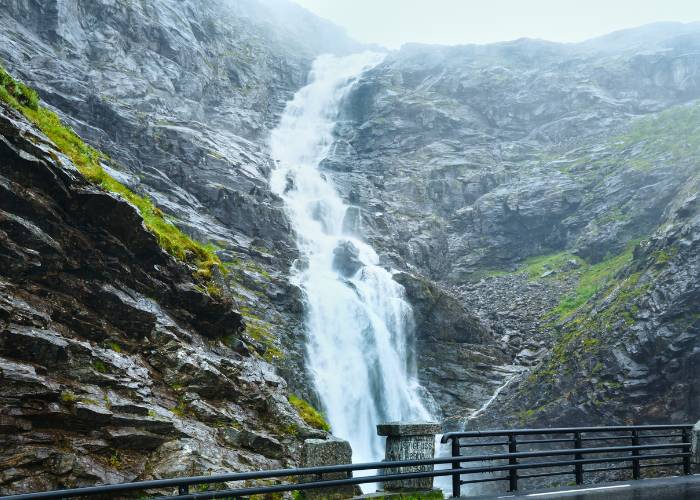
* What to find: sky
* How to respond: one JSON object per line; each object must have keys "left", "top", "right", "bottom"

{"left": 292, "top": 0, "right": 700, "bottom": 49}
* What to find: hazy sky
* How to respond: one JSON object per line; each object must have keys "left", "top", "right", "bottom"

{"left": 292, "top": 0, "right": 700, "bottom": 48}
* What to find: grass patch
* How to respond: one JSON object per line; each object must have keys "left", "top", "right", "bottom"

{"left": 520, "top": 251, "right": 582, "bottom": 280}
{"left": 60, "top": 390, "right": 78, "bottom": 404}
{"left": 0, "top": 64, "right": 223, "bottom": 286}
{"left": 617, "top": 102, "right": 700, "bottom": 170}
{"left": 171, "top": 398, "right": 191, "bottom": 418}
{"left": 546, "top": 240, "right": 640, "bottom": 321}
{"left": 288, "top": 395, "right": 330, "bottom": 432}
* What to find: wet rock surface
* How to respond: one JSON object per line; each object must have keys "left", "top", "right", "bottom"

{"left": 0, "top": 103, "right": 326, "bottom": 493}
{"left": 0, "top": 0, "right": 361, "bottom": 400}
{"left": 322, "top": 25, "right": 700, "bottom": 426}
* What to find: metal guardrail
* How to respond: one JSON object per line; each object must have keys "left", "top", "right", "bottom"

{"left": 441, "top": 424, "right": 693, "bottom": 497}
{"left": 0, "top": 425, "right": 692, "bottom": 499}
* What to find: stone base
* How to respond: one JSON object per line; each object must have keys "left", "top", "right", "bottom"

{"left": 300, "top": 437, "right": 358, "bottom": 499}
{"left": 377, "top": 422, "right": 442, "bottom": 492}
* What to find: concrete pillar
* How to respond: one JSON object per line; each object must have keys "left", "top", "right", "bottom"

{"left": 300, "top": 437, "right": 356, "bottom": 499}
{"left": 691, "top": 420, "right": 700, "bottom": 466}
{"left": 377, "top": 421, "right": 442, "bottom": 492}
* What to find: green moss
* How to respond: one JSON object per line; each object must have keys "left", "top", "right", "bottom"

{"left": 171, "top": 398, "right": 191, "bottom": 418}
{"left": 283, "top": 423, "right": 299, "bottom": 436}
{"left": 248, "top": 487, "right": 284, "bottom": 500}
{"left": 108, "top": 342, "right": 122, "bottom": 353}
{"left": 533, "top": 264, "right": 649, "bottom": 383}
{"left": 0, "top": 64, "right": 224, "bottom": 287}
{"left": 288, "top": 395, "right": 331, "bottom": 432}
{"left": 245, "top": 317, "right": 284, "bottom": 363}
{"left": 224, "top": 257, "right": 272, "bottom": 280}
{"left": 93, "top": 360, "right": 108, "bottom": 373}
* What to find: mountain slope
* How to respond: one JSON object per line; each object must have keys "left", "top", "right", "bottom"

{"left": 0, "top": 0, "right": 362, "bottom": 398}
{"left": 323, "top": 25, "right": 700, "bottom": 422}
{"left": 0, "top": 99, "right": 327, "bottom": 493}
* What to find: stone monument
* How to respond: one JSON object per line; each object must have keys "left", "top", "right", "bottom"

{"left": 376, "top": 421, "right": 442, "bottom": 492}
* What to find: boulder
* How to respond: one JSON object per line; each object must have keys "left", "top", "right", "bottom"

{"left": 332, "top": 240, "right": 363, "bottom": 277}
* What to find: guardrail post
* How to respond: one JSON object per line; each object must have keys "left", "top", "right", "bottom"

{"left": 377, "top": 421, "right": 441, "bottom": 493}
{"left": 682, "top": 427, "right": 691, "bottom": 475}
{"left": 573, "top": 431, "right": 583, "bottom": 485}
{"left": 178, "top": 484, "right": 189, "bottom": 495}
{"left": 631, "top": 429, "right": 640, "bottom": 480}
{"left": 451, "top": 437, "right": 461, "bottom": 498}
{"left": 508, "top": 433, "right": 518, "bottom": 492}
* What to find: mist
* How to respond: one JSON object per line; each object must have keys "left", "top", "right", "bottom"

{"left": 293, "top": 0, "right": 700, "bottom": 48}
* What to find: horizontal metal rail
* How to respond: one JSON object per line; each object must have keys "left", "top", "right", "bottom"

{"left": 443, "top": 424, "right": 692, "bottom": 497}
{"left": 441, "top": 424, "right": 693, "bottom": 442}
{"left": 1, "top": 425, "right": 692, "bottom": 499}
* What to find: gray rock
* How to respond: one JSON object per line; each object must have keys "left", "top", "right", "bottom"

{"left": 300, "top": 437, "right": 355, "bottom": 499}
{"left": 332, "top": 240, "right": 363, "bottom": 277}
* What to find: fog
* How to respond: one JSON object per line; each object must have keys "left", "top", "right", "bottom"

{"left": 292, "top": 0, "right": 700, "bottom": 48}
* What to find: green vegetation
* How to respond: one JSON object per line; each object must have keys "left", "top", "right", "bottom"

{"left": 283, "top": 423, "right": 299, "bottom": 436}
{"left": 653, "top": 245, "right": 679, "bottom": 266}
{"left": 546, "top": 241, "right": 639, "bottom": 321}
{"left": 535, "top": 270, "right": 648, "bottom": 382}
{"left": 618, "top": 102, "right": 700, "bottom": 171}
{"left": 60, "top": 390, "right": 78, "bottom": 404}
{"left": 108, "top": 451, "right": 123, "bottom": 469}
{"left": 171, "top": 397, "right": 191, "bottom": 418}
{"left": 239, "top": 308, "right": 284, "bottom": 363}
{"left": 552, "top": 102, "right": 700, "bottom": 188}
{"left": 107, "top": 342, "right": 122, "bottom": 353}
{"left": 522, "top": 238, "right": 653, "bottom": 387}
{"left": 288, "top": 395, "right": 331, "bottom": 432}
{"left": 520, "top": 251, "right": 582, "bottom": 280}
{"left": 0, "top": 64, "right": 223, "bottom": 287}
{"left": 93, "top": 360, "right": 108, "bottom": 373}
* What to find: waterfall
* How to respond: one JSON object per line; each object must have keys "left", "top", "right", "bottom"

{"left": 269, "top": 52, "right": 431, "bottom": 465}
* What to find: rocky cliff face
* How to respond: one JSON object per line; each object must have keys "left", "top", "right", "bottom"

{"left": 324, "top": 25, "right": 700, "bottom": 423}
{"left": 0, "top": 102, "right": 327, "bottom": 494}
{"left": 0, "top": 0, "right": 356, "bottom": 493}
{"left": 335, "top": 26, "right": 700, "bottom": 281}
{"left": 0, "top": 0, "right": 362, "bottom": 400}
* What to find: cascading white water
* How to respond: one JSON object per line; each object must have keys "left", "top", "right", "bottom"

{"left": 269, "top": 52, "right": 431, "bottom": 465}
